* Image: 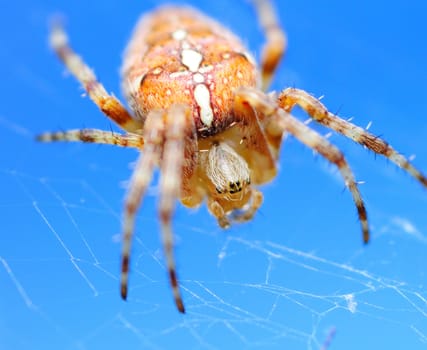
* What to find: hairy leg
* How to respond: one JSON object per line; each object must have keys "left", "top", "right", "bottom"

{"left": 278, "top": 88, "right": 427, "bottom": 187}
{"left": 237, "top": 87, "right": 369, "bottom": 243}
{"left": 252, "top": 0, "right": 287, "bottom": 90}
{"left": 158, "top": 104, "right": 196, "bottom": 313}
{"left": 121, "top": 110, "right": 164, "bottom": 301}
{"left": 37, "top": 129, "right": 144, "bottom": 148}
{"left": 50, "top": 23, "right": 142, "bottom": 132}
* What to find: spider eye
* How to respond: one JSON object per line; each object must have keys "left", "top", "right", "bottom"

{"left": 228, "top": 180, "right": 244, "bottom": 194}
{"left": 205, "top": 142, "right": 250, "bottom": 195}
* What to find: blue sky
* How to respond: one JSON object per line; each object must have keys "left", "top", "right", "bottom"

{"left": 1, "top": 0, "right": 427, "bottom": 349}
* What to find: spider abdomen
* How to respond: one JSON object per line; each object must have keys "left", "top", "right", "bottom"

{"left": 121, "top": 6, "right": 260, "bottom": 137}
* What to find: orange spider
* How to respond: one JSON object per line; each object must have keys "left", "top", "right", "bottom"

{"left": 38, "top": 0, "right": 427, "bottom": 313}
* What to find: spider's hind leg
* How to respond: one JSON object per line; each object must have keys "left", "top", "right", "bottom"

{"left": 252, "top": 0, "right": 287, "bottom": 91}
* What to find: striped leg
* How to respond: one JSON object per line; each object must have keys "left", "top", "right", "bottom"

{"left": 36, "top": 129, "right": 144, "bottom": 148}
{"left": 158, "top": 105, "right": 197, "bottom": 313}
{"left": 120, "top": 111, "right": 164, "bottom": 301}
{"left": 253, "top": 0, "right": 287, "bottom": 90}
{"left": 50, "top": 23, "right": 142, "bottom": 132}
{"left": 277, "top": 88, "right": 427, "bottom": 187}
{"left": 237, "top": 87, "right": 370, "bottom": 243}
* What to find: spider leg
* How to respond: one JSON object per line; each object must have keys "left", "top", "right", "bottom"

{"left": 121, "top": 110, "right": 164, "bottom": 301}
{"left": 36, "top": 129, "right": 144, "bottom": 148}
{"left": 252, "top": 0, "right": 287, "bottom": 90}
{"left": 236, "top": 87, "right": 369, "bottom": 243}
{"left": 179, "top": 114, "right": 201, "bottom": 209}
{"left": 158, "top": 104, "right": 197, "bottom": 313}
{"left": 278, "top": 88, "right": 427, "bottom": 187}
{"left": 50, "top": 23, "right": 142, "bottom": 132}
{"left": 233, "top": 91, "right": 277, "bottom": 183}
{"left": 204, "top": 89, "right": 277, "bottom": 227}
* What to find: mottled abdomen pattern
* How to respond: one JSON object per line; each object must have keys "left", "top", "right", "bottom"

{"left": 121, "top": 6, "right": 260, "bottom": 137}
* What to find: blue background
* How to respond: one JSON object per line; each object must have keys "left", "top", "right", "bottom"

{"left": 1, "top": 0, "right": 427, "bottom": 349}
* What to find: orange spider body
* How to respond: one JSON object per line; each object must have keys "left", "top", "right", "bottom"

{"left": 39, "top": 0, "right": 427, "bottom": 313}
{"left": 121, "top": 6, "right": 278, "bottom": 213}
{"left": 122, "top": 7, "right": 259, "bottom": 138}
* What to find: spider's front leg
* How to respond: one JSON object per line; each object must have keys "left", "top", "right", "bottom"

{"left": 278, "top": 88, "right": 427, "bottom": 188}
{"left": 157, "top": 104, "right": 198, "bottom": 314}
{"left": 120, "top": 111, "right": 164, "bottom": 301}
{"left": 236, "top": 87, "right": 370, "bottom": 243}
{"left": 122, "top": 105, "right": 197, "bottom": 314}
{"left": 50, "top": 23, "right": 142, "bottom": 132}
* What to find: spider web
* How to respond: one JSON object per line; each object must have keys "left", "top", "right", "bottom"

{"left": 0, "top": 162, "right": 427, "bottom": 349}
{"left": 2, "top": 143, "right": 427, "bottom": 349}
{"left": 2, "top": 0, "right": 427, "bottom": 349}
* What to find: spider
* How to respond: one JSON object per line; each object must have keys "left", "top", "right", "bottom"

{"left": 38, "top": 0, "right": 427, "bottom": 313}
